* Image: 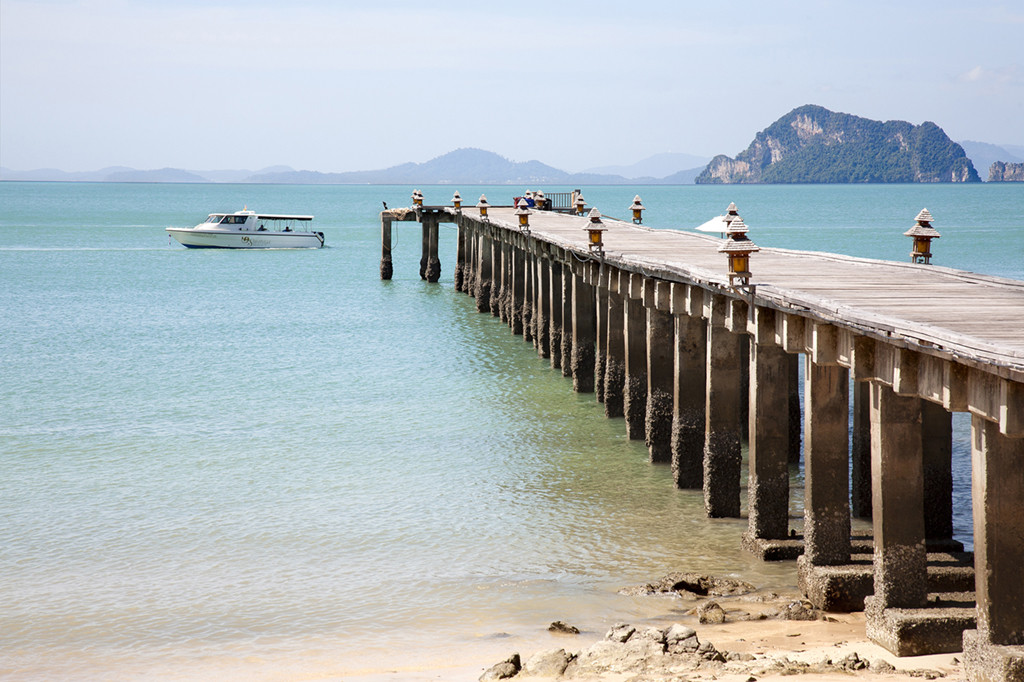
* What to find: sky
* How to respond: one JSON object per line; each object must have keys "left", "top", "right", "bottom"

{"left": 1, "top": 0, "right": 1022, "bottom": 173}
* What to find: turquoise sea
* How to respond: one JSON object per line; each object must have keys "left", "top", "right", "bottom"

{"left": 1, "top": 182, "right": 1022, "bottom": 680}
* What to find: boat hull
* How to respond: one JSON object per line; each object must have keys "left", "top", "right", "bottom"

{"left": 167, "top": 228, "right": 324, "bottom": 249}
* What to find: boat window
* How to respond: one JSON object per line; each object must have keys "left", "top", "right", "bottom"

{"left": 205, "top": 215, "right": 224, "bottom": 224}
{"left": 224, "top": 215, "right": 248, "bottom": 224}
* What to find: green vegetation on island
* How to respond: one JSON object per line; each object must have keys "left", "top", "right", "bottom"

{"left": 696, "top": 105, "right": 980, "bottom": 184}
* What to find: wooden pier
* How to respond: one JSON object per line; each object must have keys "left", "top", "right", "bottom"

{"left": 381, "top": 198, "right": 1024, "bottom": 681}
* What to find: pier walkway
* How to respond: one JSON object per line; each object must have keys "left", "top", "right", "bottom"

{"left": 380, "top": 200, "right": 1024, "bottom": 682}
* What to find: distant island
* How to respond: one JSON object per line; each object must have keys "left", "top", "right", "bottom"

{"left": 988, "top": 161, "right": 1024, "bottom": 182}
{"left": 696, "top": 105, "right": 980, "bottom": 184}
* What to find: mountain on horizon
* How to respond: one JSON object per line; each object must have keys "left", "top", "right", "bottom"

{"left": 959, "top": 141, "right": 1024, "bottom": 181}
{"left": 1, "top": 149, "right": 711, "bottom": 185}
{"left": 0, "top": 165, "right": 295, "bottom": 183}
{"left": 246, "top": 148, "right": 634, "bottom": 185}
{"left": 7, "top": 134, "right": 1020, "bottom": 185}
{"left": 583, "top": 152, "right": 711, "bottom": 179}
{"left": 697, "top": 105, "right": 980, "bottom": 184}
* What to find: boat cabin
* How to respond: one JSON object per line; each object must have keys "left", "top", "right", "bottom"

{"left": 202, "top": 210, "right": 315, "bottom": 233}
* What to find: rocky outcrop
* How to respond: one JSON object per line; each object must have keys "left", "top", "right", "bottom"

{"left": 480, "top": 622, "right": 945, "bottom": 680}
{"left": 989, "top": 161, "right": 1024, "bottom": 182}
{"left": 696, "top": 104, "right": 980, "bottom": 184}
{"left": 618, "top": 571, "right": 757, "bottom": 598}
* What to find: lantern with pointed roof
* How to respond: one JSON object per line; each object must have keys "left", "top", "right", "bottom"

{"left": 584, "top": 208, "right": 607, "bottom": 256}
{"left": 575, "top": 192, "right": 587, "bottom": 216}
{"left": 452, "top": 190, "right": 462, "bottom": 211}
{"left": 904, "top": 208, "right": 940, "bottom": 264}
{"left": 412, "top": 189, "right": 424, "bottom": 207}
{"left": 476, "top": 194, "right": 490, "bottom": 218}
{"left": 723, "top": 202, "right": 740, "bottom": 226}
{"left": 629, "top": 195, "right": 645, "bottom": 224}
{"left": 515, "top": 197, "right": 532, "bottom": 234}
{"left": 717, "top": 207, "right": 759, "bottom": 286}
{"left": 534, "top": 190, "right": 546, "bottom": 210}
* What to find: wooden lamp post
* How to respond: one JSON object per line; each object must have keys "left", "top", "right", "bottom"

{"left": 904, "top": 208, "right": 940, "bottom": 264}
{"left": 718, "top": 212, "right": 759, "bottom": 286}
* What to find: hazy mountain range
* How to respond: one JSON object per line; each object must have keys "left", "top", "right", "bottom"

{"left": 0, "top": 150, "right": 710, "bottom": 185}
{"left": 2, "top": 143, "right": 1021, "bottom": 185}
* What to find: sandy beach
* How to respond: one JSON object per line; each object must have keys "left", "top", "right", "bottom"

{"left": 336, "top": 580, "right": 962, "bottom": 682}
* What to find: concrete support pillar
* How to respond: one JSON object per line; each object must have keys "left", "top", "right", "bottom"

{"left": 380, "top": 216, "right": 393, "bottom": 280}
{"left": 560, "top": 263, "right": 573, "bottom": 378}
{"left": 549, "top": 260, "right": 563, "bottom": 370}
{"left": 963, "top": 415, "right": 1024, "bottom": 682}
{"left": 498, "top": 240, "right": 511, "bottom": 324}
{"left": 536, "top": 257, "right": 551, "bottom": 359}
{"left": 803, "top": 358, "right": 852, "bottom": 565}
{"left": 475, "top": 231, "right": 492, "bottom": 313}
{"left": 869, "top": 382, "right": 927, "bottom": 609}
{"left": 645, "top": 282, "right": 674, "bottom": 464}
{"left": 603, "top": 282, "right": 625, "bottom": 419}
{"left": 536, "top": 254, "right": 544, "bottom": 346}
{"left": 922, "top": 400, "right": 953, "bottom": 542}
{"left": 523, "top": 250, "right": 534, "bottom": 344}
{"left": 571, "top": 267, "right": 596, "bottom": 393}
{"left": 424, "top": 217, "right": 440, "bottom": 283}
{"left": 745, "top": 332, "right": 792, "bottom": 543}
{"left": 595, "top": 279, "right": 607, "bottom": 404}
{"left": 487, "top": 236, "right": 500, "bottom": 314}
{"left": 510, "top": 243, "right": 524, "bottom": 334}
{"left": 851, "top": 380, "right": 872, "bottom": 519}
{"left": 465, "top": 223, "right": 478, "bottom": 298}
{"left": 453, "top": 220, "right": 465, "bottom": 291}
{"left": 623, "top": 276, "right": 648, "bottom": 440}
{"left": 788, "top": 353, "right": 802, "bottom": 464}
{"left": 419, "top": 220, "right": 428, "bottom": 280}
{"left": 671, "top": 312, "right": 706, "bottom": 489}
{"left": 703, "top": 307, "right": 744, "bottom": 518}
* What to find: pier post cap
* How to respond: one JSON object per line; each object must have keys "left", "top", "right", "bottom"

{"left": 515, "top": 197, "right": 532, "bottom": 233}
{"left": 574, "top": 193, "right": 587, "bottom": 215}
{"left": 904, "top": 207, "right": 940, "bottom": 264}
{"left": 452, "top": 190, "right": 462, "bottom": 209}
{"left": 717, "top": 214, "right": 760, "bottom": 286}
{"left": 476, "top": 194, "right": 490, "bottom": 217}
{"left": 723, "top": 202, "right": 740, "bottom": 226}
{"left": 630, "top": 195, "right": 645, "bottom": 224}
{"left": 584, "top": 209, "right": 606, "bottom": 256}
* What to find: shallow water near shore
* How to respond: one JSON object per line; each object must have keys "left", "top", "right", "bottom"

{"left": 1, "top": 182, "right": 1020, "bottom": 679}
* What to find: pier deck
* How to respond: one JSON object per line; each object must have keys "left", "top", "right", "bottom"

{"left": 482, "top": 206, "right": 1024, "bottom": 376}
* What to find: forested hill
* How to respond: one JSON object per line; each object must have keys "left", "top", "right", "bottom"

{"left": 696, "top": 105, "right": 980, "bottom": 184}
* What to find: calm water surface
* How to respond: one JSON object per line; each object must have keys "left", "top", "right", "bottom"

{"left": 1, "top": 182, "right": 1021, "bottom": 680}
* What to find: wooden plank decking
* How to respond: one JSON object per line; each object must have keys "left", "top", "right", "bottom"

{"left": 464, "top": 206, "right": 1024, "bottom": 378}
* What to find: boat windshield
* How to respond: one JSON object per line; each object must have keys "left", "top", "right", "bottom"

{"left": 205, "top": 215, "right": 225, "bottom": 224}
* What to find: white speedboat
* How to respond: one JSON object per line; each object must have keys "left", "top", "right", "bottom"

{"left": 166, "top": 209, "right": 324, "bottom": 249}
